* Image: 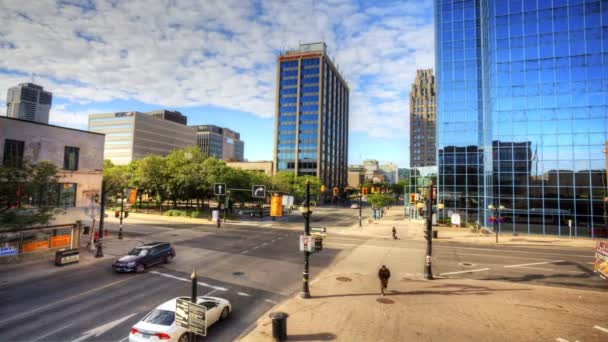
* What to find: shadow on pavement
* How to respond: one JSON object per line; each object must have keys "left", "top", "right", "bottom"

{"left": 285, "top": 332, "right": 337, "bottom": 341}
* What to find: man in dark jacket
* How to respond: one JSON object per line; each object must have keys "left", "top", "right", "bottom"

{"left": 378, "top": 265, "right": 391, "bottom": 295}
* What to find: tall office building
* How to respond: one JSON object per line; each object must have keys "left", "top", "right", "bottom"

{"left": 192, "top": 125, "right": 244, "bottom": 161}
{"left": 88, "top": 110, "right": 196, "bottom": 165}
{"left": 409, "top": 69, "right": 436, "bottom": 168}
{"left": 436, "top": 0, "right": 607, "bottom": 237}
{"left": 6, "top": 83, "right": 52, "bottom": 124}
{"left": 146, "top": 109, "right": 188, "bottom": 125}
{"left": 273, "top": 42, "right": 349, "bottom": 189}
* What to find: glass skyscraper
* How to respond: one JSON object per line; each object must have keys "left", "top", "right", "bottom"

{"left": 435, "top": 0, "right": 607, "bottom": 237}
{"left": 273, "top": 42, "right": 349, "bottom": 190}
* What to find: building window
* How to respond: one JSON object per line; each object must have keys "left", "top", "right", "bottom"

{"left": 3, "top": 139, "right": 25, "bottom": 168}
{"left": 64, "top": 146, "right": 79, "bottom": 171}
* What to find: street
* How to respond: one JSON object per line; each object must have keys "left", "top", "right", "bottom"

{"left": 0, "top": 207, "right": 605, "bottom": 341}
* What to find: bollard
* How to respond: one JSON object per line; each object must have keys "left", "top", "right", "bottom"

{"left": 269, "top": 312, "right": 289, "bottom": 341}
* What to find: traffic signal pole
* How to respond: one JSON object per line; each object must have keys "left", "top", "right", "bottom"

{"left": 301, "top": 180, "right": 311, "bottom": 298}
{"left": 424, "top": 180, "right": 434, "bottom": 280}
{"left": 359, "top": 187, "right": 362, "bottom": 227}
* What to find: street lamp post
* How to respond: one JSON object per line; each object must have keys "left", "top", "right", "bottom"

{"left": 95, "top": 181, "right": 106, "bottom": 258}
{"left": 118, "top": 188, "right": 125, "bottom": 240}
{"left": 424, "top": 180, "right": 434, "bottom": 280}
{"left": 300, "top": 180, "right": 312, "bottom": 298}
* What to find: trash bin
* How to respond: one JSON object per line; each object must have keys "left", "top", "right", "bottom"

{"left": 55, "top": 249, "right": 80, "bottom": 266}
{"left": 83, "top": 226, "right": 90, "bottom": 234}
{"left": 432, "top": 230, "right": 438, "bottom": 239}
{"left": 269, "top": 311, "right": 288, "bottom": 341}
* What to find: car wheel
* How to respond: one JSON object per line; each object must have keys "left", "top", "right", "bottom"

{"left": 178, "top": 333, "right": 190, "bottom": 342}
{"left": 164, "top": 255, "right": 173, "bottom": 264}
{"left": 136, "top": 264, "right": 145, "bottom": 273}
{"left": 220, "top": 307, "right": 230, "bottom": 320}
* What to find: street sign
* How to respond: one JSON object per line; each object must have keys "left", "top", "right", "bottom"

{"left": 214, "top": 183, "right": 226, "bottom": 196}
{"left": 252, "top": 185, "right": 266, "bottom": 198}
{"left": 175, "top": 298, "right": 207, "bottom": 336}
{"left": 311, "top": 227, "right": 326, "bottom": 233}
{"left": 299, "top": 235, "right": 313, "bottom": 252}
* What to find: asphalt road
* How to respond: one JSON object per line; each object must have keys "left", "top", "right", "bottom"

{"left": 0, "top": 208, "right": 604, "bottom": 342}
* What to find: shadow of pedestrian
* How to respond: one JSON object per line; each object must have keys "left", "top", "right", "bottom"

{"left": 285, "top": 332, "right": 337, "bottom": 341}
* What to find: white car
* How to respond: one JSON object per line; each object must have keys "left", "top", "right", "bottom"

{"left": 129, "top": 296, "right": 232, "bottom": 342}
{"left": 350, "top": 203, "right": 360, "bottom": 209}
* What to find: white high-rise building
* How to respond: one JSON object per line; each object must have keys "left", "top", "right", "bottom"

{"left": 6, "top": 83, "right": 52, "bottom": 124}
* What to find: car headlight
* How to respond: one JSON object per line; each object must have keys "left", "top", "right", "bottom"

{"left": 127, "top": 262, "right": 136, "bottom": 267}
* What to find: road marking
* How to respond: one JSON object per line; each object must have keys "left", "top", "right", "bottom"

{"left": 238, "top": 292, "right": 251, "bottom": 297}
{"left": 118, "top": 337, "right": 129, "bottom": 342}
{"left": 252, "top": 246, "right": 260, "bottom": 250}
{"left": 0, "top": 277, "right": 133, "bottom": 327}
{"left": 241, "top": 250, "right": 249, "bottom": 254}
{"left": 439, "top": 268, "right": 491, "bottom": 276}
{"left": 594, "top": 325, "right": 608, "bottom": 334}
{"left": 555, "top": 338, "right": 569, "bottom": 342}
{"left": 514, "top": 266, "right": 556, "bottom": 271}
{"left": 34, "top": 323, "right": 74, "bottom": 342}
{"left": 264, "top": 299, "right": 277, "bottom": 304}
{"left": 149, "top": 271, "right": 227, "bottom": 291}
{"left": 71, "top": 313, "right": 137, "bottom": 342}
{"left": 261, "top": 242, "right": 269, "bottom": 246}
{"left": 505, "top": 261, "right": 564, "bottom": 268}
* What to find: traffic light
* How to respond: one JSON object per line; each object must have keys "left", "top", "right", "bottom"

{"left": 333, "top": 187, "right": 339, "bottom": 196}
{"left": 314, "top": 237, "right": 323, "bottom": 251}
{"left": 114, "top": 210, "right": 120, "bottom": 218}
{"left": 321, "top": 185, "right": 326, "bottom": 193}
{"left": 362, "top": 187, "right": 368, "bottom": 195}
{"left": 410, "top": 193, "right": 416, "bottom": 203}
{"left": 124, "top": 211, "right": 129, "bottom": 218}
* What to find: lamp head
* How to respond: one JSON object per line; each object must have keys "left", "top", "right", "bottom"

{"left": 488, "top": 204, "right": 495, "bottom": 210}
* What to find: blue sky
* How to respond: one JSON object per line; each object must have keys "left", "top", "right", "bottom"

{"left": 0, "top": 0, "right": 435, "bottom": 167}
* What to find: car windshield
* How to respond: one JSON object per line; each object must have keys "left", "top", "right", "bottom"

{"left": 143, "top": 309, "right": 175, "bottom": 326}
{"left": 128, "top": 248, "right": 149, "bottom": 257}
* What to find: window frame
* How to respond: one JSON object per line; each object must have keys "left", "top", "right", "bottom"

{"left": 3, "top": 139, "right": 25, "bottom": 168}
{"left": 63, "top": 146, "right": 80, "bottom": 171}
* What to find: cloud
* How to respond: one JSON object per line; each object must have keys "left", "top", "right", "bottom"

{"left": 0, "top": 0, "right": 434, "bottom": 140}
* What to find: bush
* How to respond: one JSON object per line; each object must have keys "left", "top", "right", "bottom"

{"left": 164, "top": 209, "right": 176, "bottom": 216}
{"left": 191, "top": 210, "right": 202, "bottom": 218}
{"left": 179, "top": 210, "right": 189, "bottom": 217}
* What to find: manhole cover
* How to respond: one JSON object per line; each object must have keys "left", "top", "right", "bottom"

{"left": 376, "top": 298, "right": 395, "bottom": 304}
{"left": 233, "top": 271, "right": 245, "bottom": 276}
{"left": 459, "top": 262, "right": 474, "bottom": 267}
{"left": 336, "top": 276, "right": 352, "bottom": 282}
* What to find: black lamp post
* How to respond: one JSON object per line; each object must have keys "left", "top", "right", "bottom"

{"left": 424, "top": 180, "right": 434, "bottom": 280}
{"left": 358, "top": 186, "right": 362, "bottom": 227}
{"left": 299, "top": 180, "right": 312, "bottom": 298}
{"left": 118, "top": 188, "right": 125, "bottom": 240}
{"left": 95, "top": 181, "right": 106, "bottom": 258}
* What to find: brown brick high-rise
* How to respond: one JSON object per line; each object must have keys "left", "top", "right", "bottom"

{"left": 409, "top": 69, "right": 436, "bottom": 167}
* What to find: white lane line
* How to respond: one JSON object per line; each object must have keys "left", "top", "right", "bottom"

{"left": 261, "top": 242, "right": 269, "bottom": 246}
{"left": 252, "top": 246, "right": 260, "bottom": 250}
{"left": 238, "top": 292, "right": 251, "bottom": 297}
{"left": 514, "top": 266, "right": 555, "bottom": 271}
{"left": 34, "top": 323, "right": 74, "bottom": 342}
{"left": 504, "top": 261, "right": 564, "bottom": 268}
{"left": 149, "top": 271, "right": 227, "bottom": 291}
{"left": 241, "top": 250, "right": 249, "bottom": 254}
{"left": 264, "top": 299, "right": 277, "bottom": 304}
{"left": 555, "top": 338, "right": 569, "bottom": 342}
{"left": 439, "top": 268, "right": 491, "bottom": 276}
{"left": 118, "top": 337, "right": 129, "bottom": 342}
{"left": 594, "top": 325, "right": 608, "bottom": 334}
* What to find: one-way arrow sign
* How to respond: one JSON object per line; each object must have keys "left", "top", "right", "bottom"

{"left": 252, "top": 185, "right": 266, "bottom": 199}
{"left": 214, "top": 183, "right": 226, "bottom": 196}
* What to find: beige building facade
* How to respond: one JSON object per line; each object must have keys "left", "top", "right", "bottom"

{"left": 410, "top": 69, "right": 436, "bottom": 167}
{"left": 227, "top": 161, "right": 274, "bottom": 177}
{"left": 88, "top": 111, "right": 196, "bottom": 165}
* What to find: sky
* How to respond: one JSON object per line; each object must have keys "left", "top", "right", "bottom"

{"left": 0, "top": 0, "right": 435, "bottom": 167}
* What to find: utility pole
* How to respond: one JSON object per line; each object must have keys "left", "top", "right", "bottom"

{"left": 118, "top": 187, "right": 124, "bottom": 240}
{"left": 190, "top": 269, "right": 198, "bottom": 342}
{"left": 95, "top": 181, "right": 106, "bottom": 258}
{"left": 359, "top": 186, "right": 362, "bottom": 227}
{"left": 301, "top": 180, "right": 311, "bottom": 298}
{"left": 424, "top": 180, "right": 433, "bottom": 280}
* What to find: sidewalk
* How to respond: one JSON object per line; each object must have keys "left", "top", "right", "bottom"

{"left": 238, "top": 218, "right": 608, "bottom": 342}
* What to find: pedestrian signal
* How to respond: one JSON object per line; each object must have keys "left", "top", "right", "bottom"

{"left": 333, "top": 187, "right": 339, "bottom": 196}
{"left": 314, "top": 237, "right": 323, "bottom": 251}
{"left": 321, "top": 185, "right": 326, "bottom": 193}
{"left": 114, "top": 210, "right": 120, "bottom": 218}
{"left": 362, "top": 187, "right": 368, "bottom": 195}
{"left": 124, "top": 211, "right": 129, "bottom": 218}
{"left": 410, "top": 193, "right": 415, "bottom": 202}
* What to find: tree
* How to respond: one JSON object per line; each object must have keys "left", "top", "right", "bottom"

{"left": 367, "top": 193, "right": 394, "bottom": 209}
{"left": 133, "top": 156, "right": 167, "bottom": 210}
{"left": 0, "top": 161, "right": 61, "bottom": 229}
{"left": 391, "top": 179, "right": 409, "bottom": 196}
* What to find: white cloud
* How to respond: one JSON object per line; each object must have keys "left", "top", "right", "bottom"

{"left": 0, "top": 0, "right": 434, "bottom": 140}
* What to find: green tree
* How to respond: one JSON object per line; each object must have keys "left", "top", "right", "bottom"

{"left": 0, "top": 161, "right": 61, "bottom": 229}
{"left": 133, "top": 156, "right": 167, "bottom": 210}
{"left": 367, "top": 193, "right": 394, "bottom": 209}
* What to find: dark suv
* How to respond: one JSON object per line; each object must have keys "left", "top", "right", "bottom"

{"left": 112, "top": 242, "right": 175, "bottom": 273}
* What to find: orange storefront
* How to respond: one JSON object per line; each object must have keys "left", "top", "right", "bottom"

{"left": 0, "top": 224, "right": 76, "bottom": 259}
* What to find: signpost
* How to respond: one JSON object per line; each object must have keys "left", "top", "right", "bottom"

{"left": 214, "top": 183, "right": 226, "bottom": 196}
{"left": 299, "top": 235, "right": 313, "bottom": 252}
{"left": 252, "top": 185, "right": 266, "bottom": 199}
{"left": 175, "top": 298, "right": 207, "bottom": 337}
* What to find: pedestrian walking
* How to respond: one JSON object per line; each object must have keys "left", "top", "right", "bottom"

{"left": 392, "top": 226, "right": 398, "bottom": 240}
{"left": 378, "top": 265, "right": 391, "bottom": 296}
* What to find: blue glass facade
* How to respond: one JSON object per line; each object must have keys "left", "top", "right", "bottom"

{"left": 274, "top": 43, "right": 349, "bottom": 189}
{"left": 436, "top": 0, "right": 608, "bottom": 237}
